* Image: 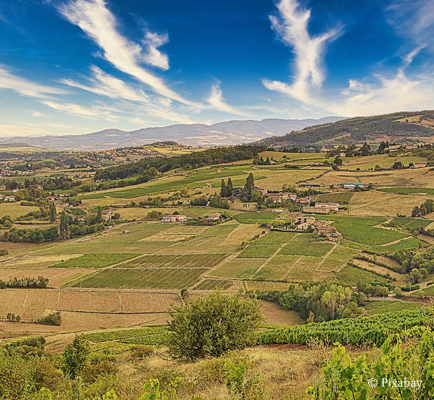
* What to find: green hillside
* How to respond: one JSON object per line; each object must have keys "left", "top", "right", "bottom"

{"left": 257, "top": 110, "right": 434, "bottom": 150}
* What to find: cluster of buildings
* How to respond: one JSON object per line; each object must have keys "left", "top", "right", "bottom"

{"left": 293, "top": 216, "right": 339, "bottom": 238}
{"left": 302, "top": 202, "right": 340, "bottom": 214}
{"left": 161, "top": 212, "right": 223, "bottom": 224}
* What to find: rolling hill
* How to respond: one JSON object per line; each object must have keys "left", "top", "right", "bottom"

{"left": 0, "top": 117, "right": 343, "bottom": 151}
{"left": 256, "top": 110, "right": 434, "bottom": 150}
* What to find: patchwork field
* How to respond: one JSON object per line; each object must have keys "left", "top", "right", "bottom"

{"left": 2, "top": 149, "right": 434, "bottom": 341}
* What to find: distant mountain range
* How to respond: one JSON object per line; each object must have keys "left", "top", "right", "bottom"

{"left": 255, "top": 110, "right": 434, "bottom": 150}
{"left": 0, "top": 117, "right": 344, "bottom": 151}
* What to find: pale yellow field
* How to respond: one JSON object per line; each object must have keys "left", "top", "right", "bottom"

{"left": 349, "top": 191, "right": 433, "bottom": 217}
{"left": 0, "top": 203, "right": 40, "bottom": 219}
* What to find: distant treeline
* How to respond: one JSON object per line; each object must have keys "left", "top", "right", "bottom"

{"left": 95, "top": 145, "right": 267, "bottom": 181}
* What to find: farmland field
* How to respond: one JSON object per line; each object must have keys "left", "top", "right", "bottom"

{"left": 318, "top": 245, "right": 360, "bottom": 272}
{"left": 208, "top": 258, "right": 264, "bottom": 278}
{"left": 254, "top": 255, "right": 300, "bottom": 280}
{"left": 233, "top": 212, "right": 281, "bottom": 224}
{"left": 379, "top": 187, "right": 434, "bottom": 195}
{"left": 51, "top": 253, "right": 140, "bottom": 268}
{"left": 315, "top": 216, "right": 409, "bottom": 246}
{"left": 75, "top": 268, "right": 209, "bottom": 289}
{"left": 316, "top": 192, "right": 354, "bottom": 204}
{"left": 238, "top": 244, "right": 281, "bottom": 258}
{"left": 279, "top": 234, "right": 335, "bottom": 257}
{"left": 364, "top": 301, "right": 423, "bottom": 315}
{"left": 192, "top": 279, "right": 233, "bottom": 291}
{"left": 336, "top": 265, "right": 387, "bottom": 285}
{"left": 370, "top": 237, "right": 427, "bottom": 254}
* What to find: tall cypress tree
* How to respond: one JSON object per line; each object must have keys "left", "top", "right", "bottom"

{"left": 220, "top": 179, "right": 227, "bottom": 197}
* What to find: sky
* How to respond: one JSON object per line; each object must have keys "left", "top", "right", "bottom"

{"left": 0, "top": 0, "right": 434, "bottom": 137}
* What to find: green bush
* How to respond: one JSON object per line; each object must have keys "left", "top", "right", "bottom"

{"left": 167, "top": 291, "right": 263, "bottom": 361}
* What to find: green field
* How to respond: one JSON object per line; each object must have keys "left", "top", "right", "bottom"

{"left": 364, "top": 301, "right": 422, "bottom": 315}
{"left": 370, "top": 238, "right": 427, "bottom": 254}
{"left": 405, "top": 219, "right": 432, "bottom": 231}
{"left": 388, "top": 217, "right": 414, "bottom": 227}
{"left": 84, "top": 326, "right": 167, "bottom": 346}
{"left": 316, "top": 192, "right": 354, "bottom": 204}
{"left": 75, "top": 268, "right": 208, "bottom": 289}
{"left": 77, "top": 168, "right": 255, "bottom": 199}
{"left": 319, "top": 246, "right": 360, "bottom": 272}
{"left": 51, "top": 253, "right": 140, "bottom": 268}
{"left": 238, "top": 244, "right": 281, "bottom": 258}
{"left": 208, "top": 258, "right": 264, "bottom": 278}
{"left": 254, "top": 255, "right": 300, "bottom": 280}
{"left": 285, "top": 256, "right": 322, "bottom": 281}
{"left": 279, "top": 234, "right": 334, "bottom": 257}
{"left": 316, "top": 216, "right": 409, "bottom": 246}
{"left": 193, "top": 279, "right": 233, "bottom": 290}
{"left": 119, "top": 254, "right": 228, "bottom": 269}
{"left": 379, "top": 187, "right": 434, "bottom": 195}
{"left": 233, "top": 212, "right": 281, "bottom": 224}
{"left": 336, "top": 264, "right": 388, "bottom": 285}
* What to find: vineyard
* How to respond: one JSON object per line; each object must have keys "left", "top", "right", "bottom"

{"left": 75, "top": 253, "right": 228, "bottom": 289}
{"left": 51, "top": 253, "right": 140, "bottom": 268}
{"left": 84, "top": 326, "right": 167, "bottom": 346}
{"left": 260, "top": 308, "right": 433, "bottom": 347}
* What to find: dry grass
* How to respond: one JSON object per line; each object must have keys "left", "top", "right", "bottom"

{"left": 0, "top": 267, "right": 96, "bottom": 287}
{"left": 349, "top": 191, "right": 434, "bottom": 217}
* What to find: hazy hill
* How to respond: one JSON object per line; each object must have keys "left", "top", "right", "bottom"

{"left": 0, "top": 117, "right": 343, "bottom": 151}
{"left": 256, "top": 110, "right": 434, "bottom": 150}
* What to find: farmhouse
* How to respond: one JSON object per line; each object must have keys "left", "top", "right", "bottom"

{"left": 294, "top": 216, "right": 315, "bottom": 231}
{"left": 101, "top": 210, "right": 112, "bottom": 220}
{"left": 315, "top": 202, "right": 339, "bottom": 211}
{"left": 265, "top": 192, "right": 296, "bottom": 203}
{"left": 161, "top": 214, "right": 188, "bottom": 223}
{"left": 207, "top": 213, "right": 222, "bottom": 221}
{"left": 296, "top": 196, "right": 312, "bottom": 204}
{"left": 302, "top": 206, "right": 330, "bottom": 214}
{"left": 317, "top": 225, "right": 337, "bottom": 235}
{"left": 296, "top": 216, "right": 316, "bottom": 225}
{"left": 3, "top": 195, "right": 15, "bottom": 202}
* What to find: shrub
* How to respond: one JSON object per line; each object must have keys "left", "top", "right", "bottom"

{"left": 81, "top": 361, "right": 118, "bottom": 384}
{"left": 62, "top": 335, "right": 90, "bottom": 378}
{"left": 167, "top": 291, "right": 263, "bottom": 361}
{"left": 130, "top": 345, "right": 154, "bottom": 359}
{"left": 38, "top": 312, "right": 61, "bottom": 326}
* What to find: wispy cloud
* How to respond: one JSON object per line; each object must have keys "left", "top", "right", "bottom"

{"left": 141, "top": 31, "right": 169, "bottom": 70}
{"left": 207, "top": 82, "right": 249, "bottom": 116}
{"left": 41, "top": 100, "right": 119, "bottom": 121}
{"left": 386, "top": 0, "right": 434, "bottom": 53}
{"left": 263, "top": 0, "right": 341, "bottom": 104}
{"left": 58, "top": 0, "right": 196, "bottom": 105}
{"left": 62, "top": 65, "right": 150, "bottom": 103}
{"left": 0, "top": 65, "right": 65, "bottom": 99}
{"left": 263, "top": 0, "right": 434, "bottom": 117}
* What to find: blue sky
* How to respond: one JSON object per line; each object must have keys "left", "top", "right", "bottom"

{"left": 0, "top": 0, "right": 433, "bottom": 136}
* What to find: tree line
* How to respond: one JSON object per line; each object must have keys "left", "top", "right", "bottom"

{"left": 94, "top": 145, "right": 266, "bottom": 181}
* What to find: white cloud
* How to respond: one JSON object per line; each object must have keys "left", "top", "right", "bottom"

{"left": 263, "top": 0, "right": 434, "bottom": 117}
{"left": 207, "top": 83, "right": 249, "bottom": 116}
{"left": 32, "top": 112, "right": 44, "bottom": 117}
{"left": 333, "top": 70, "right": 434, "bottom": 116}
{"left": 58, "top": 0, "right": 196, "bottom": 105}
{"left": 62, "top": 65, "right": 150, "bottom": 103}
{"left": 141, "top": 31, "right": 169, "bottom": 70}
{"left": 387, "top": 0, "right": 434, "bottom": 53}
{"left": 263, "top": 0, "right": 341, "bottom": 104}
{"left": 41, "top": 100, "right": 120, "bottom": 121}
{"left": 0, "top": 65, "right": 65, "bottom": 99}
